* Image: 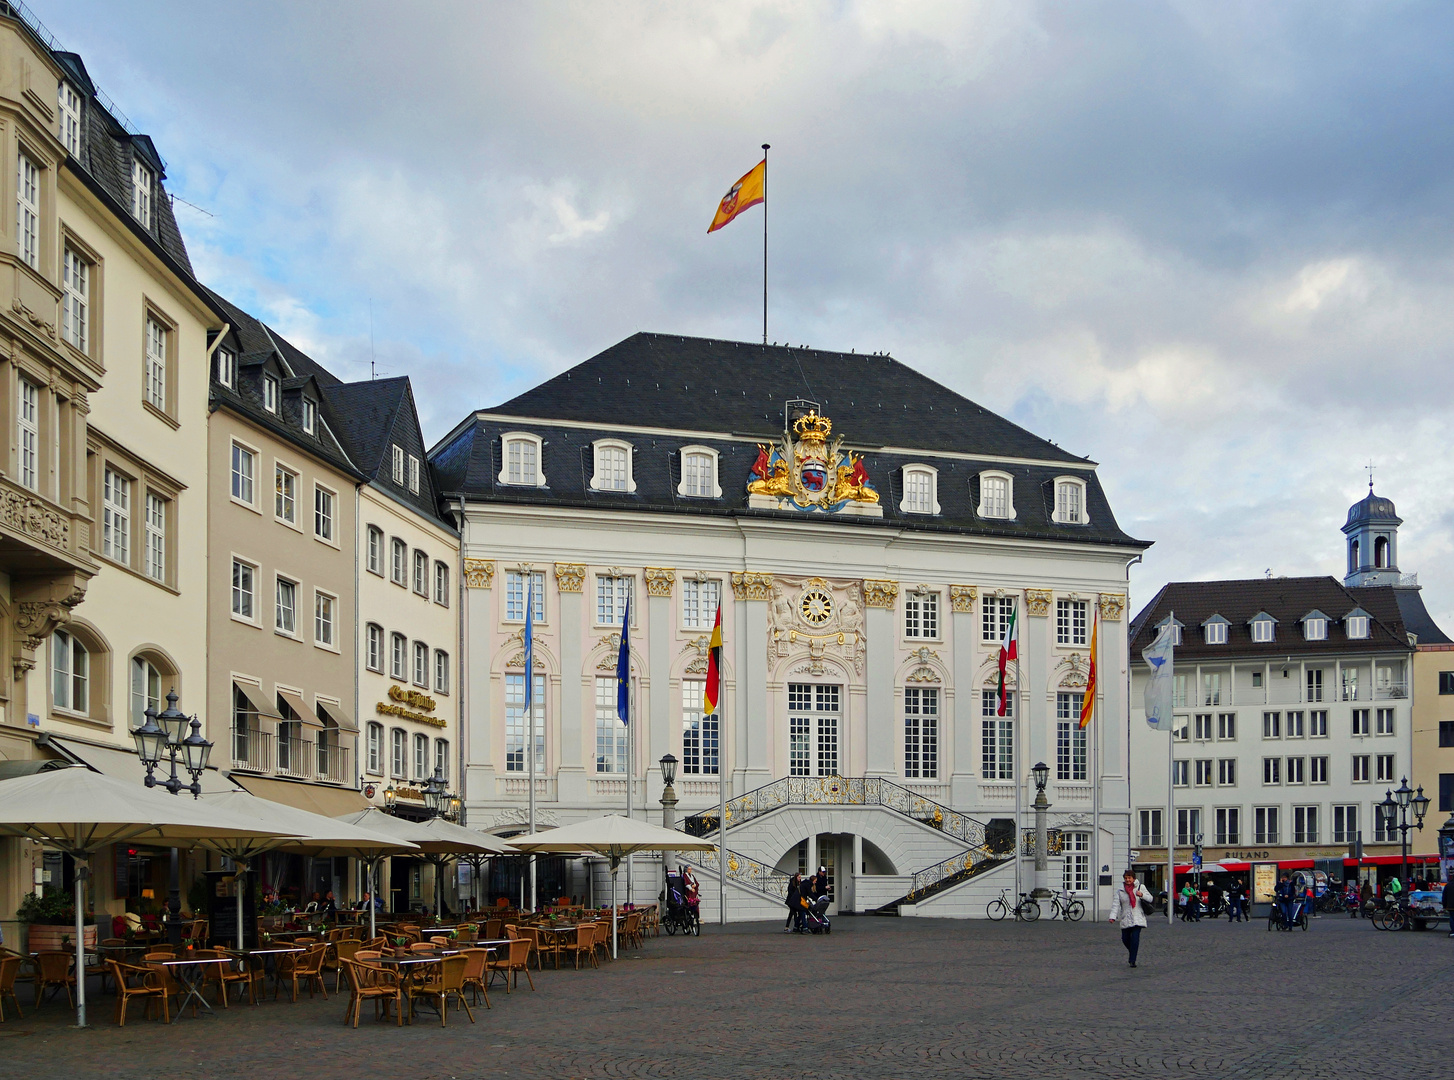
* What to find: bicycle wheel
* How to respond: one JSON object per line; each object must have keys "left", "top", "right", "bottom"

{"left": 1018, "top": 899, "right": 1040, "bottom": 922}
{"left": 1299, "top": 911, "right": 1309, "bottom": 931}
{"left": 1267, "top": 909, "right": 1278, "bottom": 931}
{"left": 1370, "top": 908, "right": 1387, "bottom": 931}
{"left": 987, "top": 898, "right": 1008, "bottom": 922}
{"left": 665, "top": 916, "right": 677, "bottom": 936}
{"left": 1066, "top": 900, "right": 1085, "bottom": 922}
{"left": 1386, "top": 908, "right": 1406, "bottom": 932}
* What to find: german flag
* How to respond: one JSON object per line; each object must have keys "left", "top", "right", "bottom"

{"left": 1079, "top": 613, "right": 1097, "bottom": 729}
{"left": 703, "top": 602, "right": 723, "bottom": 716}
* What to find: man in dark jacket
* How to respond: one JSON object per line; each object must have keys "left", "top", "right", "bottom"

{"left": 785, "top": 873, "right": 802, "bottom": 933}
{"left": 1442, "top": 878, "right": 1454, "bottom": 938}
{"left": 1274, "top": 875, "right": 1297, "bottom": 928}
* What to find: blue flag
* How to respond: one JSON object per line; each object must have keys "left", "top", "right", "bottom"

{"left": 523, "top": 577, "right": 534, "bottom": 712}
{"left": 616, "top": 594, "right": 630, "bottom": 725}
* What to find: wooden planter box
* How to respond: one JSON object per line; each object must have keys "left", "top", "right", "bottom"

{"left": 25, "top": 923, "right": 97, "bottom": 954}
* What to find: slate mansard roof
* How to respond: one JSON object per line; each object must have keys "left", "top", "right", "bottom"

{"left": 431, "top": 332, "right": 1147, "bottom": 547}
{"left": 1129, "top": 577, "right": 1450, "bottom": 662}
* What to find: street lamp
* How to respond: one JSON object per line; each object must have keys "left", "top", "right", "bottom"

{"left": 383, "top": 783, "right": 398, "bottom": 812}
{"left": 659, "top": 754, "right": 679, "bottom": 878}
{"left": 422, "top": 768, "right": 447, "bottom": 816}
{"left": 1379, "top": 776, "right": 1428, "bottom": 907}
{"left": 1031, "top": 761, "right": 1051, "bottom": 898}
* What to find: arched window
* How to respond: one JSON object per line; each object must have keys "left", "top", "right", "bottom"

{"left": 390, "top": 632, "right": 407, "bottom": 680}
{"left": 367, "top": 526, "right": 384, "bottom": 575}
{"left": 433, "top": 561, "right": 450, "bottom": 605}
{"left": 678, "top": 446, "right": 721, "bottom": 498}
{"left": 390, "top": 728, "right": 407, "bottom": 777}
{"left": 900, "top": 466, "right": 939, "bottom": 515}
{"left": 591, "top": 439, "right": 635, "bottom": 492}
{"left": 366, "top": 624, "right": 384, "bottom": 672}
{"left": 413, "top": 732, "right": 429, "bottom": 779}
{"left": 130, "top": 651, "right": 177, "bottom": 729}
{"left": 434, "top": 738, "right": 450, "bottom": 784}
{"left": 977, "top": 472, "right": 1014, "bottom": 520}
{"left": 498, "top": 432, "right": 545, "bottom": 487}
{"left": 1349, "top": 538, "right": 1360, "bottom": 573}
{"left": 52, "top": 628, "right": 89, "bottom": 714}
{"left": 390, "top": 538, "right": 407, "bottom": 585}
{"left": 413, "top": 641, "right": 429, "bottom": 686}
{"left": 366, "top": 721, "right": 384, "bottom": 775}
{"left": 1053, "top": 477, "right": 1089, "bottom": 525}
{"left": 413, "top": 550, "right": 429, "bottom": 595}
{"left": 434, "top": 649, "right": 450, "bottom": 694}
{"left": 1374, "top": 536, "right": 1389, "bottom": 568}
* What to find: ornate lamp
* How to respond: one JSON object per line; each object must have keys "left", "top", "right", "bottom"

{"left": 157, "top": 689, "right": 189, "bottom": 748}
{"left": 1412, "top": 785, "right": 1431, "bottom": 829}
{"left": 180, "top": 716, "right": 213, "bottom": 797}
{"left": 422, "top": 768, "right": 446, "bottom": 816}
{"left": 1031, "top": 761, "right": 1049, "bottom": 794}
{"left": 1379, "top": 791, "right": 1396, "bottom": 832}
{"left": 445, "top": 794, "right": 463, "bottom": 821}
{"left": 660, "top": 753, "right": 678, "bottom": 788}
{"left": 1395, "top": 776, "right": 1413, "bottom": 810}
{"left": 131, "top": 706, "right": 167, "bottom": 783}
{"left": 383, "top": 783, "right": 398, "bottom": 812}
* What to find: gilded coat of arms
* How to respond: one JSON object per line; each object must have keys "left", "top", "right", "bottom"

{"left": 746, "top": 411, "right": 882, "bottom": 516}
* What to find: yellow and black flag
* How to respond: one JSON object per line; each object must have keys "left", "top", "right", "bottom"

{"left": 703, "top": 602, "right": 723, "bottom": 717}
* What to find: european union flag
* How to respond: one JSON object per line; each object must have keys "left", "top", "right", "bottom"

{"left": 616, "top": 594, "right": 630, "bottom": 725}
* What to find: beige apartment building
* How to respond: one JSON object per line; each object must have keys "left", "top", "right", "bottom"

{"left": 0, "top": 11, "right": 227, "bottom": 940}
{"left": 204, "top": 293, "right": 368, "bottom": 903}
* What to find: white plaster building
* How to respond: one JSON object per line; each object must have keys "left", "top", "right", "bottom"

{"left": 432, "top": 334, "right": 1148, "bottom": 918}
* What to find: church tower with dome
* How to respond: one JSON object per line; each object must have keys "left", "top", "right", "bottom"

{"left": 1343, "top": 485, "right": 1404, "bottom": 588}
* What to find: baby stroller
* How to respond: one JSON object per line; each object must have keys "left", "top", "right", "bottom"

{"left": 800, "top": 892, "right": 832, "bottom": 935}
{"left": 663, "top": 872, "right": 700, "bottom": 936}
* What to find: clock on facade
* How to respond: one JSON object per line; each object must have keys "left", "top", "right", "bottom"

{"left": 800, "top": 588, "right": 834, "bottom": 625}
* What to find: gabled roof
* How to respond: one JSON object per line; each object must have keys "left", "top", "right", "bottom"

{"left": 1130, "top": 578, "right": 1413, "bottom": 660}
{"left": 1201, "top": 614, "right": 1230, "bottom": 626}
{"left": 1300, "top": 609, "right": 1330, "bottom": 623}
{"left": 1249, "top": 611, "right": 1277, "bottom": 624}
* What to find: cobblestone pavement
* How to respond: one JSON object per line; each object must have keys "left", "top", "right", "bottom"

{"left": 3, "top": 913, "right": 1451, "bottom": 1079}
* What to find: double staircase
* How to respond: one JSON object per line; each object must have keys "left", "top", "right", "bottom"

{"left": 682, "top": 776, "right": 1013, "bottom": 913}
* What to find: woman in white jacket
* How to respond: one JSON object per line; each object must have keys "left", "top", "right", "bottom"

{"left": 1108, "top": 870, "right": 1154, "bottom": 968}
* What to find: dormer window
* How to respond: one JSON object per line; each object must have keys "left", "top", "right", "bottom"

{"left": 1159, "top": 619, "right": 1182, "bottom": 647}
{"left": 215, "top": 347, "right": 236, "bottom": 388}
{"left": 408, "top": 455, "right": 420, "bottom": 494}
{"left": 591, "top": 439, "right": 635, "bottom": 493}
{"left": 1054, "top": 477, "right": 1089, "bottom": 524}
{"left": 263, "top": 374, "right": 279, "bottom": 413}
{"left": 1303, "top": 615, "right": 1328, "bottom": 641}
{"left": 131, "top": 159, "right": 152, "bottom": 227}
{"left": 58, "top": 83, "right": 81, "bottom": 157}
{"left": 900, "top": 465, "right": 939, "bottom": 515}
{"left": 678, "top": 446, "right": 721, "bottom": 498}
{"left": 499, "top": 432, "right": 545, "bottom": 487}
{"left": 1203, "top": 617, "right": 1228, "bottom": 645}
{"left": 392, "top": 445, "right": 405, "bottom": 484}
{"left": 977, "top": 472, "right": 1014, "bottom": 520}
{"left": 301, "top": 398, "right": 316, "bottom": 434}
{"left": 1250, "top": 615, "right": 1276, "bottom": 644}
{"left": 1346, "top": 614, "right": 1369, "bottom": 640}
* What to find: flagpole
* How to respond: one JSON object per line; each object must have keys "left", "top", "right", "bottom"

{"left": 625, "top": 597, "right": 634, "bottom": 908}
{"left": 761, "top": 143, "right": 769, "bottom": 346}
{"left": 715, "top": 602, "right": 727, "bottom": 926}
{"left": 526, "top": 579, "right": 536, "bottom": 914}
{"left": 1090, "top": 613, "right": 1100, "bottom": 923}
{"left": 1013, "top": 608, "right": 1022, "bottom": 906}
{"left": 1166, "top": 609, "right": 1175, "bottom": 928}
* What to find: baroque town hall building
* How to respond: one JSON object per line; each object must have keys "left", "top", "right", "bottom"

{"left": 433, "top": 334, "right": 1149, "bottom": 918}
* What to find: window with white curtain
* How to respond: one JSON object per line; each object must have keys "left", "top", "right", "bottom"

{"left": 17, "top": 379, "right": 39, "bottom": 492}
{"left": 102, "top": 468, "right": 131, "bottom": 564}
{"left": 16, "top": 152, "right": 38, "bottom": 269}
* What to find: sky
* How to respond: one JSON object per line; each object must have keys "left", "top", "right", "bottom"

{"left": 40, "top": 1, "right": 1454, "bottom": 628}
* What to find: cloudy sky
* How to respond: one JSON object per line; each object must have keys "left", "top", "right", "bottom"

{"left": 45, "top": 1, "right": 1454, "bottom": 626}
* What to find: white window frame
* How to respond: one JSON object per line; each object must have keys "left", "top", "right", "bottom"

{"left": 678, "top": 445, "right": 722, "bottom": 498}
{"left": 314, "top": 589, "right": 336, "bottom": 649}
{"left": 58, "top": 82, "right": 81, "bottom": 157}
{"left": 366, "top": 526, "right": 384, "bottom": 576}
{"left": 392, "top": 445, "right": 405, "bottom": 484}
{"left": 905, "top": 686, "right": 939, "bottom": 780}
{"left": 274, "top": 464, "right": 298, "bottom": 526}
{"left": 591, "top": 439, "right": 635, "bottom": 493}
{"left": 313, "top": 484, "right": 336, "bottom": 543}
{"left": 390, "top": 632, "right": 407, "bottom": 680}
{"left": 1204, "top": 620, "right": 1227, "bottom": 645}
{"left": 1304, "top": 617, "right": 1327, "bottom": 641}
{"left": 16, "top": 150, "right": 38, "bottom": 270}
{"left": 505, "top": 570, "right": 545, "bottom": 622}
{"left": 1346, "top": 615, "right": 1369, "bottom": 640}
{"left": 499, "top": 431, "right": 545, "bottom": 487}
{"left": 976, "top": 471, "right": 1015, "bottom": 520}
{"left": 899, "top": 465, "right": 939, "bottom": 515}
{"left": 1310, "top": 755, "right": 1328, "bottom": 784}
{"left": 131, "top": 158, "right": 151, "bottom": 226}
{"left": 595, "top": 574, "right": 634, "bottom": 627}
{"left": 366, "top": 722, "right": 384, "bottom": 776}
{"left": 1263, "top": 756, "right": 1281, "bottom": 785}
{"left": 595, "top": 675, "right": 628, "bottom": 774}
{"left": 1062, "top": 830, "right": 1091, "bottom": 894}
{"left": 231, "top": 557, "right": 257, "bottom": 623}
{"left": 681, "top": 577, "right": 721, "bottom": 631}
{"left": 681, "top": 678, "right": 718, "bottom": 776}
{"left": 390, "top": 538, "right": 407, "bottom": 586}
{"left": 904, "top": 590, "right": 940, "bottom": 640}
{"left": 413, "top": 550, "right": 429, "bottom": 596}
{"left": 413, "top": 640, "right": 429, "bottom": 687}
{"left": 301, "top": 397, "right": 316, "bottom": 434}
{"left": 788, "top": 683, "right": 841, "bottom": 778}
{"left": 981, "top": 689, "right": 1015, "bottom": 780}
{"left": 434, "top": 561, "right": 450, "bottom": 606}
{"left": 390, "top": 728, "right": 407, "bottom": 778}
{"left": 366, "top": 623, "right": 384, "bottom": 672}
{"left": 408, "top": 455, "right": 420, "bottom": 494}
{"left": 144, "top": 491, "right": 166, "bottom": 582}
{"left": 1376, "top": 707, "right": 1395, "bottom": 736}
{"left": 1056, "top": 598, "right": 1088, "bottom": 646}
{"left": 62, "top": 246, "right": 88, "bottom": 353}
{"left": 275, "top": 575, "right": 299, "bottom": 637}
{"left": 1052, "top": 476, "right": 1090, "bottom": 525}
{"left": 51, "top": 627, "right": 89, "bottom": 715}
{"left": 144, "top": 317, "right": 167, "bottom": 413}
{"left": 231, "top": 441, "right": 257, "bottom": 508}
{"left": 1351, "top": 754, "right": 1370, "bottom": 783}
{"left": 16, "top": 377, "right": 38, "bottom": 492}
{"left": 1251, "top": 618, "right": 1275, "bottom": 643}
{"left": 215, "top": 346, "right": 236, "bottom": 388}
{"left": 263, "top": 374, "right": 278, "bottom": 413}
{"left": 102, "top": 467, "right": 131, "bottom": 565}
{"left": 507, "top": 672, "right": 546, "bottom": 774}
{"left": 434, "top": 649, "right": 450, "bottom": 694}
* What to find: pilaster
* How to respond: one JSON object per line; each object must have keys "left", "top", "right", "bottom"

{"left": 555, "top": 563, "right": 586, "bottom": 803}
{"left": 645, "top": 567, "right": 674, "bottom": 771}
{"left": 733, "top": 572, "right": 773, "bottom": 788}
{"left": 950, "top": 585, "right": 978, "bottom": 804}
{"left": 863, "top": 578, "right": 898, "bottom": 777}
{"left": 463, "top": 559, "right": 496, "bottom": 802}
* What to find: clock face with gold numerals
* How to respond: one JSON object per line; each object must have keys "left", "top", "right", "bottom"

{"left": 800, "top": 588, "right": 834, "bottom": 626}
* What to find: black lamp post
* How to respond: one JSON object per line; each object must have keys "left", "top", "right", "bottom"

{"left": 1031, "top": 761, "right": 1051, "bottom": 898}
{"left": 383, "top": 782, "right": 398, "bottom": 812}
{"left": 130, "top": 689, "right": 212, "bottom": 944}
{"left": 1379, "top": 776, "right": 1429, "bottom": 901}
{"left": 659, "top": 754, "right": 679, "bottom": 878}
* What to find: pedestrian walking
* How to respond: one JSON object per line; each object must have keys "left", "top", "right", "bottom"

{"left": 784, "top": 872, "right": 802, "bottom": 933}
{"left": 1109, "top": 870, "right": 1153, "bottom": 968}
{"left": 1227, "top": 877, "right": 1245, "bottom": 922}
{"left": 1360, "top": 879, "right": 1373, "bottom": 917}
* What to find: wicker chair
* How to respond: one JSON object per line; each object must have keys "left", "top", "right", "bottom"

{"left": 487, "top": 938, "right": 533, "bottom": 993}
{"left": 108, "top": 960, "right": 169, "bottom": 1026}
{"left": 562, "top": 923, "right": 599, "bottom": 970}
{"left": 407, "top": 954, "right": 472, "bottom": 1027}
{"left": 340, "top": 958, "right": 401, "bottom": 1027}
{"left": 34, "top": 951, "right": 76, "bottom": 1008}
{"left": 0, "top": 955, "right": 24, "bottom": 1021}
{"left": 459, "top": 948, "right": 491, "bottom": 1009}
{"left": 330, "top": 940, "right": 363, "bottom": 992}
{"left": 275, "top": 944, "right": 328, "bottom": 1002}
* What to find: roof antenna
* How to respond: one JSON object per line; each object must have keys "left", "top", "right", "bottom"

{"left": 369, "top": 299, "right": 377, "bottom": 380}
{"left": 1265, "top": 568, "right": 1272, "bottom": 579}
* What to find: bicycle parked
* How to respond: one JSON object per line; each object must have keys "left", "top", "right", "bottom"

{"left": 1047, "top": 890, "right": 1085, "bottom": 922}
{"left": 987, "top": 888, "right": 1041, "bottom": 922}
{"left": 1267, "top": 897, "right": 1309, "bottom": 932}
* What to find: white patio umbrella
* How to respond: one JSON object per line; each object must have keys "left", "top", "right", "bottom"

{"left": 0, "top": 767, "right": 293, "bottom": 1027}
{"left": 510, "top": 815, "right": 716, "bottom": 957}
{"left": 198, "top": 791, "right": 421, "bottom": 945}
{"left": 334, "top": 809, "right": 514, "bottom": 923}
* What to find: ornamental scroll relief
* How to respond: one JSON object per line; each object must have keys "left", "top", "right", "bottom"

{"left": 464, "top": 559, "right": 495, "bottom": 589}
{"left": 861, "top": 579, "right": 899, "bottom": 610}
{"left": 768, "top": 575, "right": 865, "bottom": 677}
{"left": 731, "top": 572, "right": 774, "bottom": 601}
{"left": 1098, "top": 594, "right": 1126, "bottom": 621}
{"left": 1023, "top": 589, "right": 1053, "bottom": 617}
{"left": 643, "top": 567, "right": 676, "bottom": 597}
{"left": 949, "top": 585, "right": 977, "bottom": 613}
{"left": 0, "top": 490, "right": 70, "bottom": 550}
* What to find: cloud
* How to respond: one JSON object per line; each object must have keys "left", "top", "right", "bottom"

{"left": 43, "top": 0, "right": 1454, "bottom": 631}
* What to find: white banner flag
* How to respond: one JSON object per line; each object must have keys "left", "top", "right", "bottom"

{"left": 1143, "top": 622, "right": 1176, "bottom": 731}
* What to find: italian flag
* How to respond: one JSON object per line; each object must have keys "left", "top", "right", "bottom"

{"left": 997, "top": 605, "right": 1017, "bottom": 717}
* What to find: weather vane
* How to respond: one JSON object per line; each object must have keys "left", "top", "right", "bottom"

{"left": 1366, "top": 459, "right": 1375, "bottom": 492}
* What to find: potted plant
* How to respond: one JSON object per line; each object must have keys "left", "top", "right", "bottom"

{"left": 17, "top": 891, "right": 97, "bottom": 954}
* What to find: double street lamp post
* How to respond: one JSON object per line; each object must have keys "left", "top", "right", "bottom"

{"left": 130, "top": 689, "right": 213, "bottom": 944}
{"left": 1031, "top": 761, "right": 1050, "bottom": 898}
{"left": 659, "top": 754, "right": 679, "bottom": 884}
{"left": 1378, "top": 776, "right": 1430, "bottom": 898}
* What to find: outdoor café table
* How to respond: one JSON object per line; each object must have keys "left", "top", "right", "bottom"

{"left": 533, "top": 925, "right": 581, "bottom": 968}
{"left": 155, "top": 956, "right": 236, "bottom": 1018}
{"left": 371, "top": 952, "right": 464, "bottom": 1024}
{"left": 244, "top": 945, "right": 304, "bottom": 978}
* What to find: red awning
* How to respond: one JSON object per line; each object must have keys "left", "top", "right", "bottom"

{"left": 1174, "top": 854, "right": 1439, "bottom": 874}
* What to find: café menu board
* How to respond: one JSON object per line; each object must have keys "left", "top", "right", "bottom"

{"left": 1252, "top": 862, "right": 1278, "bottom": 904}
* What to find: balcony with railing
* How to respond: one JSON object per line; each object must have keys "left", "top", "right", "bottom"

{"left": 315, "top": 741, "right": 352, "bottom": 785}
{"left": 275, "top": 735, "right": 312, "bottom": 780}
{"left": 230, "top": 725, "right": 274, "bottom": 774}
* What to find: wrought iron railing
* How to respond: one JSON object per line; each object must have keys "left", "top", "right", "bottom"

{"left": 900, "top": 846, "right": 1009, "bottom": 905}
{"left": 231, "top": 725, "right": 273, "bottom": 773}
{"left": 679, "top": 847, "right": 790, "bottom": 900}
{"left": 1020, "top": 828, "right": 1064, "bottom": 857}
{"left": 685, "top": 775, "right": 991, "bottom": 851}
